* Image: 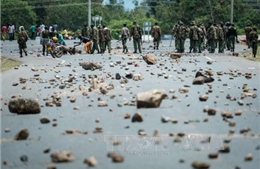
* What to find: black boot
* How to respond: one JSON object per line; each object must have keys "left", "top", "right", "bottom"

{"left": 24, "top": 51, "right": 27, "bottom": 56}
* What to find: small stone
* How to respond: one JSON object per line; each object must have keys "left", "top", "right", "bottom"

{"left": 14, "top": 129, "right": 29, "bottom": 140}
{"left": 237, "top": 100, "right": 244, "bottom": 106}
{"left": 124, "top": 113, "right": 131, "bottom": 119}
{"left": 84, "top": 156, "right": 98, "bottom": 167}
{"left": 208, "top": 152, "right": 218, "bottom": 159}
{"left": 229, "top": 121, "right": 236, "bottom": 127}
{"left": 112, "top": 154, "right": 124, "bottom": 163}
{"left": 98, "top": 100, "right": 108, "bottom": 107}
{"left": 43, "top": 147, "right": 51, "bottom": 153}
{"left": 244, "top": 153, "right": 253, "bottom": 161}
{"left": 191, "top": 161, "right": 210, "bottom": 169}
{"left": 50, "top": 151, "right": 74, "bottom": 163}
{"left": 40, "top": 117, "right": 50, "bottom": 124}
{"left": 235, "top": 110, "right": 242, "bottom": 116}
{"left": 47, "top": 165, "right": 57, "bottom": 169}
{"left": 4, "top": 128, "right": 11, "bottom": 133}
{"left": 219, "top": 145, "right": 230, "bottom": 153}
{"left": 207, "top": 108, "right": 216, "bottom": 115}
{"left": 70, "top": 97, "right": 76, "bottom": 103}
{"left": 131, "top": 112, "right": 143, "bottom": 122}
{"left": 199, "top": 95, "right": 208, "bottom": 101}
{"left": 20, "top": 155, "right": 28, "bottom": 162}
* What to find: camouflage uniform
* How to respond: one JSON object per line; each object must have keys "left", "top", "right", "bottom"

{"left": 172, "top": 24, "right": 178, "bottom": 51}
{"left": 189, "top": 21, "right": 199, "bottom": 53}
{"left": 17, "top": 28, "right": 28, "bottom": 58}
{"left": 245, "top": 23, "right": 253, "bottom": 48}
{"left": 227, "top": 24, "right": 238, "bottom": 52}
{"left": 224, "top": 22, "right": 231, "bottom": 50}
{"left": 249, "top": 27, "right": 258, "bottom": 57}
{"left": 175, "top": 21, "right": 186, "bottom": 53}
{"left": 130, "top": 22, "right": 142, "bottom": 53}
{"left": 90, "top": 25, "right": 100, "bottom": 54}
{"left": 98, "top": 24, "right": 105, "bottom": 53}
{"left": 151, "top": 23, "right": 161, "bottom": 50}
{"left": 206, "top": 23, "right": 217, "bottom": 53}
{"left": 197, "top": 24, "right": 206, "bottom": 53}
{"left": 217, "top": 23, "right": 225, "bottom": 53}
{"left": 121, "top": 24, "right": 130, "bottom": 53}
{"left": 103, "top": 25, "right": 112, "bottom": 53}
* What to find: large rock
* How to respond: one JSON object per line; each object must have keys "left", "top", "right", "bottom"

{"left": 143, "top": 54, "right": 157, "bottom": 65}
{"left": 136, "top": 89, "right": 168, "bottom": 108}
{"left": 79, "top": 62, "right": 103, "bottom": 70}
{"left": 14, "top": 128, "right": 29, "bottom": 140}
{"left": 8, "top": 98, "right": 41, "bottom": 114}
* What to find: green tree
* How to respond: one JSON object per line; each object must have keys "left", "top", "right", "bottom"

{"left": 1, "top": 0, "right": 37, "bottom": 30}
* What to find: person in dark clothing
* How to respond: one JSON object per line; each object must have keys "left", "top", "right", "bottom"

{"left": 227, "top": 23, "right": 238, "bottom": 52}
{"left": 78, "top": 36, "right": 92, "bottom": 53}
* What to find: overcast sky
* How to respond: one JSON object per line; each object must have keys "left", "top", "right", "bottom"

{"left": 103, "top": 0, "right": 143, "bottom": 10}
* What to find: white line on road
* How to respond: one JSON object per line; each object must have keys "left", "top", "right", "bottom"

{"left": 204, "top": 56, "right": 215, "bottom": 62}
{"left": 56, "top": 58, "right": 65, "bottom": 64}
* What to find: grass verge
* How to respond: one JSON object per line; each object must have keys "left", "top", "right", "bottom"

{"left": 1, "top": 56, "right": 20, "bottom": 72}
{"left": 240, "top": 45, "right": 260, "bottom": 62}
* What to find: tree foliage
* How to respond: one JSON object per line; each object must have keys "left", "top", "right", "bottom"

{"left": 1, "top": 0, "right": 259, "bottom": 36}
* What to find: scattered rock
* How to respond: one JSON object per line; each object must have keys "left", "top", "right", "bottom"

{"left": 219, "top": 145, "right": 230, "bottom": 153}
{"left": 124, "top": 113, "right": 131, "bottom": 119}
{"left": 8, "top": 98, "right": 41, "bottom": 114}
{"left": 179, "top": 87, "right": 189, "bottom": 93}
{"left": 208, "top": 152, "right": 218, "bottom": 159}
{"left": 199, "top": 95, "right": 209, "bottom": 101}
{"left": 14, "top": 129, "right": 29, "bottom": 140}
{"left": 80, "top": 62, "right": 103, "bottom": 70}
{"left": 107, "top": 152, "right": 124, "bottom": 163}
{"left": 131, "top": 112, "right": 143, "bottom": 122}
{"left": 244, "top": 153, "right": 253, "bottom": 161}
{"left": 207, "top": 108, "right": 217, "bottom": 116}
{"left": 40, "top": 117, "right": 51, "bottom": 124}
{"left": 136, "top": 89, "right": 168, "bottom": 108}
{"left": 20, "top": 155, "right": 28, "bottom": 162}
{"left": 191, "top": 161, "right": 210, "bottom": 169}
{"left": 98, "top": 100, "right": 108, "bottom": 107}
{"left": 50, "top": 151, "right": 74, "bottom": 163}
{"left": 143, "top": 54, "right": 157, "bottom": 65}
{"left": 84, "top": 156, "right": 98, "bottom": 167}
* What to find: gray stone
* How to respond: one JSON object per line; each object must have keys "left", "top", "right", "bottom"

{"left": 8, "top": 98, "right": 41, "bottom": 114}
{"left": 136, "top": 89, "right": 168, "bottom": 108}
{"left": 14, "top": 129, "right": 29, "bottom": 140}
{"left": 50, "top": 151, "right": 74, "bottom": 163}
{"left": 143, "top": 54, "right": 157, "bottom": 65}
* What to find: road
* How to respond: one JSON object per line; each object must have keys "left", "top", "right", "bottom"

{"left": 1, "top": 38, "right": 260, "bottom": 169}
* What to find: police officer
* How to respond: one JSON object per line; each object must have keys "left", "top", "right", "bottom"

{"left": 130, "top": 21, "right": 142, "bottom": 54}
{"left": 121, "top": 23, "right": 130, "bottom": 53}
{"left": 17, "top": 27, "right": 28, "bottom": 58}
{"left": 189, "top": 21, "right": 198, "bottom": 53}
{"left": 151, "top": 22, "right": 161, "bottom": 50}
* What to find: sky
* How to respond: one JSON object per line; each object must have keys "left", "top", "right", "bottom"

{"left": 103, "top": 0, "right": 143, "bottom": 10}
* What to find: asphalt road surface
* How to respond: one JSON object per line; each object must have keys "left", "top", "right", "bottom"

{"left": 1, "top": 38, "right": 259, "bottom": 169}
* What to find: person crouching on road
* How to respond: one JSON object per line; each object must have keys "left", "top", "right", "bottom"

{"left": 17, "top": 27, "right": 28, "bottom": 58}
{"left": 78, "top": 36, "right": 92, "bottom": 54}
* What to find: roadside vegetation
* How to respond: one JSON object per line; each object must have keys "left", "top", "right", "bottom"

{"left": 1, "top": 56, "right": 20, "bottom": 72}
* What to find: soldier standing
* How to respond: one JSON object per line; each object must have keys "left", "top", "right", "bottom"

{"left": 90, "top": 24, "right": 100, "bottom": 54}
{"left": 244, "top": 23, "right": 253, "bottom": 48}
{"left": 172, "top": 23, "right": 179, "bottom": 51}
{"left": 217, "top": 22, "right": 225, "bottom": 53}
{"left": 121, "top": 23, "right": 130, "bottom": 53}
{"left": 175, "top": 21, "right": 186, "bottom": 53}
{"left": 151, "top": 22, "right": 161, "bottom": 50}
{"left": 98, "top": 24, "right": 105, "bottom": 53}
{"left": 189, "top": 21, "right": 199, "bottom": 53}
{"left": 206, "top": 22, "right": 217, "bottom": 53}
{"left": 130, "top": 21, "right": 142, "bottom": 54}
{"left": 103, "top": 25, "right": 112, "bottom": 53}
{"left": 197, "top": 23, "right": 206, "bottom": 53}
{"left": 17, "top": 27, "right": 28, "bottom": 58}
{"left": 227, "top": 23, "right": 238, "bottom": 52}
{"left": 249, "top": 27, "right": 258, "bottom": 58}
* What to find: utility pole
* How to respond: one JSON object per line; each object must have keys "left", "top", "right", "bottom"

{"left": 88, "top": 0, "right": 91, "bottom": 26}
{"left": 231, "top": 0, "right": 234, "bottom": 23}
